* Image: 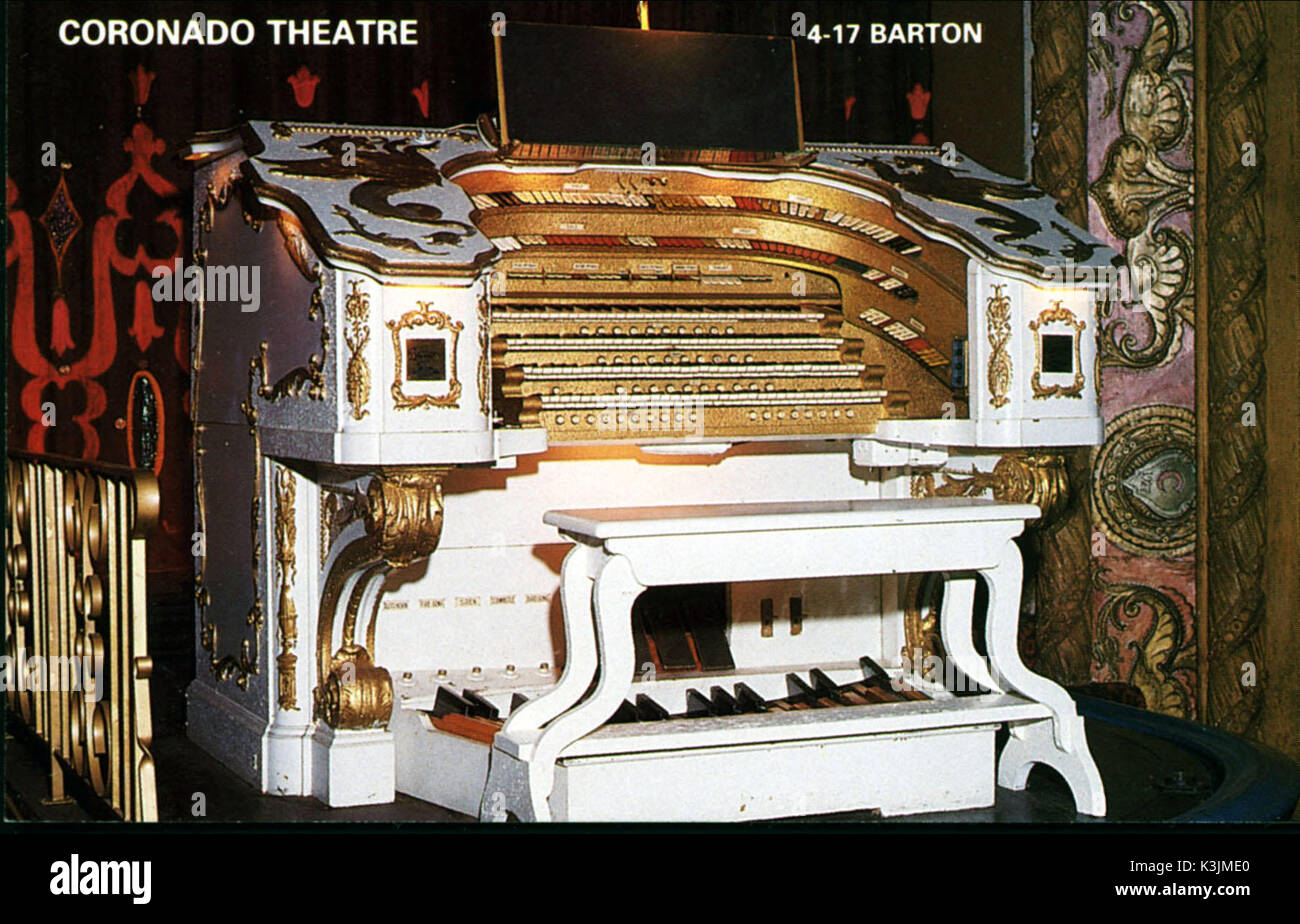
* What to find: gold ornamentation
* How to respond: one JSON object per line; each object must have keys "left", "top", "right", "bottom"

{"left": 276, "top": 211, "right": 319, "bottom": 284}
{"left": 476, "top": 289, "right": 491, "bottom": 418}
{"left": 902, "top": 572, "right": 946, "bottom": 667}
{"left": 912, "top": 453, "right": 1069, "bottom": 523}
{"left": 248, "top": 274, "right": 330, "bottom": 406}
{"left": 1091, "top": 404, "right": 1196, "bottom": 556}
{"left": 363, "top": 468, "right": 449, "bottom": 567}
{"left": 1088, "top": 1, "right": 1192, "bottom": 370}
{"left": 312, "top": 469, "right": 449, "bottom": 728}
{"left": 200, "top": 168, "right": 239, "bottom": 233}
{"left": 1029, "top": 301, "right": 1086, "bottom": 399}
{"left": 274, "top": 466, "right": 299, "bottom": 711}
{"left": 320, "top": 489, "right": 338, "bottom": 568}
{"left": 316, "top": 644, "right": 394, "bottom": 730}
{"left": 986, "top": 284, "right": 1012, "bottom": 408}
{"left": 1094, "top": 575, "right": 1194, "bottom": 719}
{"left": 344, "top": 280, "right": 371, "bottom": 420}
{"left": 6, "top": 453, "right": 160, "bottom": 820}
{"left": 388, "top": 303, "right": 463, "bottom": 410}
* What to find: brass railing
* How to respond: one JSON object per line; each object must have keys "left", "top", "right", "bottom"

{"left": 5, "top": 450, "right": 159, "bottom": 821}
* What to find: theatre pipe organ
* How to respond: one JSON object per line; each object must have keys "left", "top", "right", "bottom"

{"left": 181, "top": 117, "right": 1116, "bottom": 819}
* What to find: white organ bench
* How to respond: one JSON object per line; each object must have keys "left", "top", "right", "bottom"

{"left": 482, "top": 499, "right": 1105, "bottom": 821}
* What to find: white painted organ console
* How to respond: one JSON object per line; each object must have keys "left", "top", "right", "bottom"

{"left": 181, "top": 26, "right": 1117, "bottom": 820}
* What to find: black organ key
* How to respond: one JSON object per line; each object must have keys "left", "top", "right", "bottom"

{"left": 733, "top": 683, "right": 770, "bottom": 713}
{"left": 809, "top": 668, "right": 850, "bottom": 705}
{"left": 646, "top": 601, "right": 696, "bottom": 672}
{"left": 685, "top": 688, "right": 713, "bottom": 717}
{"left": 858, "top": 654, "right": 891, "bottom": 686}
{"left": 786, "top": 672, "right": 831, "bottom": 707}
{"left": 609, "top": 700, "right": 640, "bottom": 724}
{"left": 432, "top": 686, "right": 472, "bottom": 718}
{"left": 687, "top": 599, "right": 735, "bottom": 672}
{"left": 635, "top": 693, "right": 671, "bottom": 722}
{"left": 461, "top": 689, "right": 500, "bottom": 719}
{"left": 709, "top": 686, "right": 740, "bottom": 716}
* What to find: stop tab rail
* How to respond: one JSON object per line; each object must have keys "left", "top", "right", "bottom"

{"left": 5, "top": 450, "right": 160, "bottom": 822}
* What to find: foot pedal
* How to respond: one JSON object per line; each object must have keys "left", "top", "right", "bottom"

{"left": 432, "top": 686, "right": 472, "bottom": 718}
{"left": 709, "top": 686, "right": 739, "bottom": 715}
{"left": 733, "top": 682, "right": 769, "bottom": 713}
{"left": 461, "top": 689, "right": 499, "bottom": 719}
{"left": 685, "top": 688, "right": 712, "bottom": 718}
{"left": 635, "top": 693, "right": 670, "bottom": 721}
{"left": 609, "top": 700, "right": 639, "bottom": 724}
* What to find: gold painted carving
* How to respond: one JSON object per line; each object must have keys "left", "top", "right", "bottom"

{"left": 249, "top": 275, "right": 330, "bottom": 405}
{"left": 274, "top": 466, "right": 299, "bottom": 711}
{"left": 363, "top": 468, "right": 449, "bottom": 567}
{"left": 5, "top": 455, "right": 160, "bottom": 820}
{"left": 476, "top": 290, "right": 491, "bottom": 418}
{"left": 317, "top": 644, "right": 394, "bottom": 730}
{"left": 1089, "top": 1, "right": 1193, "bottom": 370}
{"left": 912, "top": 453, "right": 1070, "bottom": 523}
{"left": 388, "top": 303, "right": 463, "bottom": 410}
{"left": 902, "top": 572, "right": 946, "bottom": 667}
{"left": 313, "top": 468, "right": 449, "bottom": 728}
{"left": 344, "top": 280, "right": 372, "bottom": 420}
{"left": 200, "top": 167, "right": 239, "bottom": 234}
{"left": 276, "top": 212, "right": 320, "bottom": 284}
{"left": 1030, "top": 301, "right": 1086, "bottom": 400}
{"left": 985, "top": 284, "right": 1012, "bottom": 408}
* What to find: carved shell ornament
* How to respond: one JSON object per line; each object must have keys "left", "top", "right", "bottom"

{"left": 1088, "top": 0, "right": 1193, "bottom": 370}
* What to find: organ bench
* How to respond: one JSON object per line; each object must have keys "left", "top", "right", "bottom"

{"left": 481, "top": 498, "right": 1105, "bottom": 821}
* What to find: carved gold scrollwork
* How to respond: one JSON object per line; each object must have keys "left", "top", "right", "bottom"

{"left": 902, "top": 572, "right": 946, "bottom": 667}
{"left": 388, "top": 303, "right": 463, "bottom": 410}
{"left": 912, "top": 453, "right": 1070, "bottom": 524}
{"left": 363, "top": 468, "right": 449, "bottom": 568}
{"left": 344, "top": 280, "right": 372, "bottom": 420}
{"left": 200, "top": 167, "right": 239, "bottom": 234}
{"left": 274, "top": 466, "right": 299, "bottom": 711}
{"left": 1029, "top": 302, "right": 1087, "bottom": 399}
{"left": 313, "top": 468, "right": 449, "bottom": 729}
{"left": 1088, "top": 0, "right": 1193, "bottom": 370}
{"left": 318, "top": 644, "right": 394, "bottom": 730}
{"left": 477, "top": 290, "right": 491, "bottom": 418}
{"left": 986, "top": 284, "right": 1012, "bottom": 408}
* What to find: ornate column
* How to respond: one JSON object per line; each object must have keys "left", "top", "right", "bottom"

{"left": 1023, "top": 1, "right": 1096, "bottom": 686}
{"left": 1198, "top": 0, "right": 1299, "bottom": 763}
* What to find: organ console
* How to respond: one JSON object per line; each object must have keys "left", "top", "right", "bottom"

{"left": 180, "top": 25, "right": 1117, "bottom": 821}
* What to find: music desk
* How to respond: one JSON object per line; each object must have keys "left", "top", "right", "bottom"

{"left": 482, "top": 498, "right": 1107, "bottom": 822}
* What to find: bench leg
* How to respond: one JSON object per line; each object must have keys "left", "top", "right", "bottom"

{"left": 485, "top": 552, "right": 644, "bottom": 821}
{"left": 481, "top": 543, "right": 599, "bottom": 822}
{"left": 981, "top": 539, "right": 1106, "bottom": 817}
{"left": 937, "top": 574, "right": 1001, "bottom": 694}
